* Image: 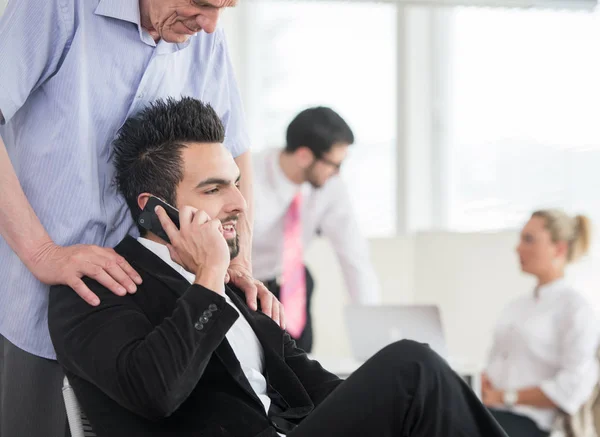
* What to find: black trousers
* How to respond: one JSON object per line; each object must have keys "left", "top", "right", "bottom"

{"left": 263, "top": 266, "right": 314, "bottom": 353}
{"left": 489, "top": 409, "right": 550, "bottom": 437}
{"left": 0, "top": 335, "right": 70, "bottom": 437}
{"left": 289, "top": 340, "right": 509, "bottom": 437}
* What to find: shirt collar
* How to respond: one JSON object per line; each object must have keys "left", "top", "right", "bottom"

{"left": 95, "top": 0, "right": 142, "bottom": 27}
{"left": 94, "top": 0, "right": 194, "bottom": 50}
{"left": 137, "top": 237, "right": 196, "bottom": 284}
{"left": 535, "top": 277, "right": 567, "bottom": 299}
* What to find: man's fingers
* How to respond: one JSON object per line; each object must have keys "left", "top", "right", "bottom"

{"left": 278, "top": 302, "right": 286, "bottom": 330}
{"left": 270, "top": 299, "right": 281, "bottom": 327}
{"left": 178, "top": 205, "right": 196, "bottom": 231}
{"left": 115, "top": 256, "right": 143, "bottom": 285}
{"left": 191, "top": 208, "right": 210, "bottom": 226}
{"left": 155, "top": 205, "right": 180, "bottom": 242}
{"left": 166, "top": 244, "right": 183, "bottom": 265}
{"left": 256, "top": 281, "right": 275, "bottom": 318}
{"left": 87, "top": 268, "right": 127, "bottom": 296}
{"left": 103, "top": 261, "right": 138, "bottom": 293}
{"left": 258, "top": 287, "right": 273, "bottom": 318}
{"left": 231, "top": 273, "right": 258, "bottom": 311}
{"left": 69, "top": 278, "right": 101, "bottom": 306}
{"left": 243, "top": 280, "right": 259, "bottom": 312}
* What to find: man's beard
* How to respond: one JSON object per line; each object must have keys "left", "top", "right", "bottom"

{"left": 226, "top": 234, "right": 240, "bottom": 260}
{"left": 221, "top": 214, "right": 240, "bottom": 260}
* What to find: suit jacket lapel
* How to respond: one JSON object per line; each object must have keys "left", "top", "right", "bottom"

{"left": 225, "top": 287, "right": 314, "bottom": 417}
{"left": 225, "top": 287, "right": 284, "bottom": 357}
{"left": 116, "top": 238, "right": 313, "bottom": 417}
{"left": 115, "top": 236, "right": 191, "bottom": 299}
{"left": 213, "top": 342, "right": 265, "bottom": 409}
{"left": 115, "top": 237, "right": 265, "bottom": 409}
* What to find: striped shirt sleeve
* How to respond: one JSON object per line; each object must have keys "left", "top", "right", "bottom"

{"left": 0, "top": 0, "right": 73, "bottom": 123}
{"left": 203, "top": 29, "right": 250, "bottom": 158}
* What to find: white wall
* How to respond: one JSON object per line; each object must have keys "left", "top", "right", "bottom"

{"left": 413, "top": 231, "right": 534, "bottom": 366}
{"left": 0, "top": 0, "right": 6, "bottom": 15}
{"left": 307, "top": 231, "right": 536, "bottom": 368}
{"left": 306, "top": 236, "right": 416, "bottom": 357}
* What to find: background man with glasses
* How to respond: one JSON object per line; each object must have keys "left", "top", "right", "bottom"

{"left": 251, "top": 107, "right": 382, "bottom": 352}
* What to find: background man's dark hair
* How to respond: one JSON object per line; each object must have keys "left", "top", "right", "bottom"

{"left": 285, "top": 107, "right": 354, "bottom": 156}
{"left": 113, "top": 97, "right": 225, "bottom": 233}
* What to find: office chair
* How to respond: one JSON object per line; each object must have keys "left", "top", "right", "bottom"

{"left": 62, "top": 376, "right": 96, "bottom": 437}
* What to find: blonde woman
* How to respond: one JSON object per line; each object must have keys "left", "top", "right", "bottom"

{"left": 482, "top": 209, "right": 599, "bottom": 437}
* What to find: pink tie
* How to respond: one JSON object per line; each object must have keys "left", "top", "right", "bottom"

{"left": 280, "top": 192, "right": 307, "bottom": 339}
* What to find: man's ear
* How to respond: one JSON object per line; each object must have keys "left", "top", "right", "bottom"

{"left": 137, "top": 193, "right": 152, "bottom": 211}
{"left": 295, "top": 146, "right": 314, "bottom": 169}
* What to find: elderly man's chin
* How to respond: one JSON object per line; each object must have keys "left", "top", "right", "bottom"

{"left": 163, "top": 32, "right": 192, "bottom": 44}
{"left": 161, "top": 26, "right": 196, "bottom": 43}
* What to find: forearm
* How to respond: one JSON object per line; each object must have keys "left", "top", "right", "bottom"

{"left": 511, "top": 387, "right": 557, "bottom": 409}
{"left": 519, "top": 387, "right": 557, "bottom": 408}
{"left": 234, "top": 151, "right": 254, "bottom": 266}
{"left": 195, "top": 265, "right": 227, "bottom": 295}
{"left": 0, "top": 136, "right": 52, "bottom": 266}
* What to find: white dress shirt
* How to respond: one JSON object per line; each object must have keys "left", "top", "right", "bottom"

{"left": 252, "top": 148, "right": 381, "bottom": 304}
{"left": 137, "top": 238, "right": 284, "bottom": 436}
{"left": 485, "top": 278, "right": 600, "bottom": 431}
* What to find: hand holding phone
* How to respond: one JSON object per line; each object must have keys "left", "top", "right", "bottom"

{"left": 146, "top": 197, "right": 230, "bottom": 289}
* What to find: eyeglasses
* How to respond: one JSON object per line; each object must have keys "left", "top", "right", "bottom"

{"left": 316, "top": 155, "right": 343, "bottom": 171}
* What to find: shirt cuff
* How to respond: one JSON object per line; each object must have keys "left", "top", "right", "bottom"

{"left": 540, "top": 378, "right": 580, "bottom": 415}
{"left": 0, "top": 82, "right": 19, "bottom": 125}
{"left": 224, "top": 136, "right": 250, "bottom": 158}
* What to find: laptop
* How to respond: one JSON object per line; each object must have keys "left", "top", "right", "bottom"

{"left": 344, "top": 304, "right": 448, "bottom": 361}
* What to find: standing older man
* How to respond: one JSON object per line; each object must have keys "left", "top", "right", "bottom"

{"left": 0, "top": 1, "right": 279, "bottom": 436}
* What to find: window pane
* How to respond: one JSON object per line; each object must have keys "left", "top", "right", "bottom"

{"left": 444, "top": 8, "right": 600, "bottom": 232}
{"left": 247, "top": 1, "right": 397, "bottom": 237}
{"left": 442, "top": 8, "right": 600, "bottom": 302}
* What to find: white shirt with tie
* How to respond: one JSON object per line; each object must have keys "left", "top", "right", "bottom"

{"left": 137, "top": 238, "right": 285, "bottom": 436}
{"left": 485, "top": 278, "right": 600, "bottom": 431}
{"left": 251, "top": 148, "right": 381, "bottom": 304}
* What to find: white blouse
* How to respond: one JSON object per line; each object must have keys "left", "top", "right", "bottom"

{"left": 486, "top": 278, "right": 600, "bottom": 431}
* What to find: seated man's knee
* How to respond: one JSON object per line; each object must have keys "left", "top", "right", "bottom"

{"left": 372, "top": 340, "right": 446, "bottom": 371}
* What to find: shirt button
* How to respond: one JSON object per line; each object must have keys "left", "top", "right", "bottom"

{"left": 199, "top": 316, "right": 209, "bottom": 324}
{"left": 208, "top": 304, "right": 218, "bottom": 312}
{"left": 194, "top": 322, "right": 204, "bottom": 331}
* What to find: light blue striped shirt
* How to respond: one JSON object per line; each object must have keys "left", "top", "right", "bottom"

{"left": 0, "top": 0, "right": 249, "bottom": 359}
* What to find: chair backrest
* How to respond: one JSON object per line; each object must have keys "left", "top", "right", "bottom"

{"left": 62, "top": 376, "right": 97, "bottom": 437}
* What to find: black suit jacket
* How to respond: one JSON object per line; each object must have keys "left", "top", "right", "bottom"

{"left": 48, "top": 236, "right": 342, "bottom": 437}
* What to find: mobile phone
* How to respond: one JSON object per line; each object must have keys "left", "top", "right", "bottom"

{"left": 137, "top": 195, "right": 180, "bottom": 244}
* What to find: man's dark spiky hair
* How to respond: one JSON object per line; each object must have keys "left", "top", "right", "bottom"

{"left": 113, "top": 97, "right": 225, "bottom": 232}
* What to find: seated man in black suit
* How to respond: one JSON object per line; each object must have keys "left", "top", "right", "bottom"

{"left": 48, "top": 97, "right": 507, "bottom": 437}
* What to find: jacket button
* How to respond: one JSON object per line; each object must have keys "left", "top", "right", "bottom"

{"left": 203, "top": 310, "right": 213, "bottom": 317}
{"left": 194, "top": 322, "right": 204, "bottom": 331}
{"left": 199, "top": 316, "right": 209, "bottom": 324}
{"left": 208, "top": 304, "right": 218, "bottom": 312}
